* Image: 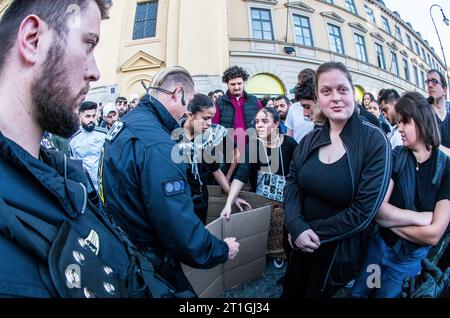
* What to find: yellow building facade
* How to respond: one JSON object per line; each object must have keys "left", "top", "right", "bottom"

{"left": 224, "top": 0, "right": 447, "bottom": 101}
{"left": 1, "top": 0, "right": 448, "bottom": 103}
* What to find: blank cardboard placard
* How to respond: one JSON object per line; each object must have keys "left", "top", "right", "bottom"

{"left": 183, "top": 191, "right": 271, "bottom": 298}
{"left": 182, "top": 217, "right": 223, "bottom": 297}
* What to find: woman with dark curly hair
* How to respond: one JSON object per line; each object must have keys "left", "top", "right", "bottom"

{"left": 212, "top": 66, "right": 263, "bottom": 177}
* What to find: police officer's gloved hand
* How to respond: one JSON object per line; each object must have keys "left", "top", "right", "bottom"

{"left": 402, "top": 258, "right": 450, "bottom": 298}
{"left": 401, "top": 274, "right": 417, "bottom": 298}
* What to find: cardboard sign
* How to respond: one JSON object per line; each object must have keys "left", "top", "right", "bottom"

{"left": 182, "top": 186, "right": 272, "bottom": 298}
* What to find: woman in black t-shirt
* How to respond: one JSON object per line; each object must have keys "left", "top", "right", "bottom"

{"left": 220, "top": 107, "right": 297, "bottom": 215}
{"left": 220, "top": 107, "right": 297, "bottom": 259}
{"left": 181, "top": 94, "right": 250, "bottom": 224}
{"left": 351, "top": 92, "right": 450, "bottom": 298}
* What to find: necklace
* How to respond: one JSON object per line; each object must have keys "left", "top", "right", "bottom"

{"left": 414, "top": 149, "right": 432, "bottom": 172}
{"left": 258, "top": 136, "right": 281, "bottom": 148}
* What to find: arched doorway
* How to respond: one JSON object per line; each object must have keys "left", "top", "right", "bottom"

{"left": 354, "top": 85, "right": 364, "bottom": 104}
{"left": 246, "top": 73, "right": 286, "bottom": 98}
{"left": 123, "top": 75, "right": 153, "bottom": 101}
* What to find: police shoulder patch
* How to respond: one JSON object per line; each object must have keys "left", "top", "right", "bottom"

{"left": 106, "top": 121, "right": 124, "bottom": 142}
{"left": 162, "top": 179, "right": 186, "bottom": 197}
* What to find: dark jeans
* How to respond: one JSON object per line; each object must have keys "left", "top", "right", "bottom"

{"left": 351, "top": 230, "right": 429, "bottom": 298}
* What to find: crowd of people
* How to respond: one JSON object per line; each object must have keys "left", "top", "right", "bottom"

{"left": 0, "top": 0, "right": 449, "bottom": 299}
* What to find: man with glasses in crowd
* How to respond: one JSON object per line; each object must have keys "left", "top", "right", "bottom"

{"left": 426, "top": 69, "right": 450, "bottom": 274}
{"left": 427, "top": 69, "right": 450, "bottom": 155}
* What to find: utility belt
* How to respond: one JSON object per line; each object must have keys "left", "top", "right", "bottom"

{"left": 115, "top": 224, "right": 196, "bottom": 298}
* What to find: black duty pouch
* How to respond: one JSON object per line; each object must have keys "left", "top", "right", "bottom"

{"left": 48, "top": 221, "right": 128, "bottom": 298}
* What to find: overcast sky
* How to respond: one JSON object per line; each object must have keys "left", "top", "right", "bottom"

{"left": 383, "top": 0, "right": 450, "bottom": 69}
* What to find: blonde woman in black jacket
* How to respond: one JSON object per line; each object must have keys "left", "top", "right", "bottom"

{"left": 282, "top": 62, "right": 392, "bottom": 298}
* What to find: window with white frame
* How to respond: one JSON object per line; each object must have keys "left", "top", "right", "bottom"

{"left": 413, "top": 64, "right": 419, "bottom": 86}
{"left": 381, "top": 16, "right": 391, "bottom": 34}
{"left": 354, "top": 33, "right": 368, "bottom": 63}
{"left": 345, "top": 0, "right": 357, "bottom": 14}
{"left": 391, "top": 51, "right": 399, "bottom": 76}
{"left": 403, "top": 58, "right": 410, "bottom": 81}
{"left": 406, "top": 34, "right": 413, "bottom": 50}
{"left": 375, "top": 43, "right": 386, "bottom": 69}
{"left": 251, "top": 8, "right": 274, "bottom": 40}
{"left": 364, "top": 5, "right": 376, "bottom": 24}
{"left": 293, "top": 14, "right": 313, "bottom": 47}
{"left": 421, "top": 47, "right": 426, "bottom": 61}
{"left": 327, "top": 23, "right": 344, "bottom": 54}
{"left": 414, "top": 41, "right": 420, "bottom": 56}
{"left": 420, "top": 70, "right": 426, "bottom": 89}
{"left": 132, "top": 1, "right": 159, "bottom": 40}
{"left": 394, "top": 26, "right": 402, "bottom": 43}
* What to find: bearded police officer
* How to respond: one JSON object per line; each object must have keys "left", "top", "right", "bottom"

{"left": 0, "top": 0, "right": 164, "bottom": 298}
{"left": 100, "top": 67, "right": 240, "bottom": 296}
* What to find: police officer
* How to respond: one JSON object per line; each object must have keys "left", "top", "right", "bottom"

{"left": 100, "top": 67, "right": 240, "bottom": 296}
{"left": 0, "top": 0, "right": 155, "bottom": 298}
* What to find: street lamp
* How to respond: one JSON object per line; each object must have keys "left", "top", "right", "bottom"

{"left": 430, "top": 4, "right": 448, "bottom": 68}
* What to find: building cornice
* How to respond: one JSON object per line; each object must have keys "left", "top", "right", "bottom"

{"left": 348, "top": 22, "right": 368, "bottom": 33}
{"left": 320, "top": 11, "right": 345, "bottom": 23}
{"left": 243, "top": 0, "right": 278, "bottom": 5}
{"left": 119, "top": 51, "right": 164, "bottom": 73}
{"left": 285, "top": 1, "right": 315, "bottom": 13}
{"left": 370, "top": 32, "right": 385, "bottom": 43}
{"left": 387, "top": 41, "right": 399, "bottom": 51}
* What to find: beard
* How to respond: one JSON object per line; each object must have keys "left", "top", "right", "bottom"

{"left": 82, "top": 122, "right": 95, "bottom": 132}
{"left": 32, "top": 39, "right": 84, "bottom": 138}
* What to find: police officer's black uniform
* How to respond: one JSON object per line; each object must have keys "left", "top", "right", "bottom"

{"left": 0, "top": 131, "right": 132, "bottom": 297}
{"left": 100, "top": 95, "right": 229, "bottom": 295}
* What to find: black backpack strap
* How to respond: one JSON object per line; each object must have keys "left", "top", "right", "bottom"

{"left": 393, "top": 146, "right": 408, "bottom": 176}
{"left": 432, "top": 149, "right": 447, "bottom": 186}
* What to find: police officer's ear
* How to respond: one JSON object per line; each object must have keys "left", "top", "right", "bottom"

{"left": 169, "top": 86, "right": 186, "bottom": 107}
{"left": 178, "top": 87, "right": 186, "bottom": 106}
{"left": 18, "top": 15, "right": 45, "bottom": 65}
{"left": 181, "top": 88, "right": 186, "bottom": 106}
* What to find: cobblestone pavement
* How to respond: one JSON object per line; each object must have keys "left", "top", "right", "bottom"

{"left": 222, "top": 258, "right": 286, "bottom": 298}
